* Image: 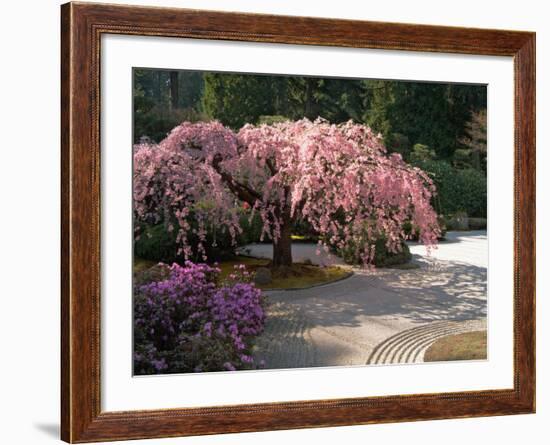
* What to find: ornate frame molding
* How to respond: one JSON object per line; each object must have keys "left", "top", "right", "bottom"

{"left": 61, "top": 2, "right": 535, "bottom": 442}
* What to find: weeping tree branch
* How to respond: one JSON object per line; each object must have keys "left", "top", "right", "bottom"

{"left": 211, "top": 154, "right": 263, "bottom": 206}
{"left": 265, "top": 158, "right": 277, "bottom": 176}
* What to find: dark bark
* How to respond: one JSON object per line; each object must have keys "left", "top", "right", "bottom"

{"left": 155, "top": 71, "right": 162, "bottom": 102}
{"left": 272, "top": 212, "right": 293, "bottom": 267}
{"left": 169, "top": 71, "right": 179, "bottom": 109}
{"left": 472, "top": 148, "right": 481, "bottom": 170}
{"left": 211, "top": 154, "right": 263, "bottom": 206}
{"left": 304, "top": 78, "right": 316, "bottom": 120}
{"left": 211, "top": 153, "right": 293, "bottom": 267}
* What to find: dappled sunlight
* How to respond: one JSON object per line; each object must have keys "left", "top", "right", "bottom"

{"left": 255, "top": 233, "right": 488, "bottom": 368}
{"left": 266, "top": 258, "right": 486, "bottom": 328}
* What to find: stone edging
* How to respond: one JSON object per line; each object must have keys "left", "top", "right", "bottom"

{"left": 262, "top": 270, "right": 354, "bottom": 292}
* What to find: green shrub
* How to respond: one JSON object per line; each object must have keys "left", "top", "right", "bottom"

{"left": 372, "top": 239, "right": 412, "bottom": 267}
{"left": 410, "top": 143, "right": 436, "bottom": 163}
{"left": 133, "top": 101, "right": 209, "bottom": 143}
{"left": 413, "top": 160, "right": 487, "bottom": 218}
{"left": 338, "top": 235, "right": 411, "bottom": 267}
{"left": 237, "top": 212, "right": 265, "bottom": 244}
{"left": 134, "top": 223, "right": 180, "bottom": 264}
{"left": 258, "top": 115, "right": 290, "bottom": 125}
{"left": 135, "top": 221, "right": 240, "bottom": 264}
{"left": 445, "top": 211, "right": 470, "bottom": 231}
{"left": 468, "top": 217, "right": 487, "bottom": 230}
{"left": 455, "top": 168, "right": 487, "bottom": 218}
{"left": 452, "top": 148, "right": 473, "bottom": 169}
{"left": 403, "top": 215, "right": 447, "bottom": 240}
{"left": 134, "top": 209, "right": 267, "bottom": 264}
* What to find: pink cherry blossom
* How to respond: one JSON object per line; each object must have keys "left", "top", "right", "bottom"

{"left": 134, "top": 118, "right": 440, "bottom": 267}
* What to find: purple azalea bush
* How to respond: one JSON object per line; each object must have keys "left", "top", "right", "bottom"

{"left": 134, "top": 261, "right": 266, "bottom": 374}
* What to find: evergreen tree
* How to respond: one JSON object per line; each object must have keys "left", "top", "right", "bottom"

{"left": 361, "top": 80, "right": 486, "bottom": 161}
{"left": 202, "top": 73, "right": 278, "bottom": 128}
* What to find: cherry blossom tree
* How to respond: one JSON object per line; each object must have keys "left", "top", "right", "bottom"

{"left": 134, "top": 118, "right": 440, "bottom": 268}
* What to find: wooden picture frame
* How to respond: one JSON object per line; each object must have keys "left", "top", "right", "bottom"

{"left": 61, "top": 2, "right": 535, "bottom": 442}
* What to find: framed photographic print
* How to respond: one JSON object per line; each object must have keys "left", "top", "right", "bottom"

{"left": 61, "top": 2, "right": 535, "bottom": 442}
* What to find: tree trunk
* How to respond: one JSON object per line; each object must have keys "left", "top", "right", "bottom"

{"left": 155, "top": 71, "right": 162, "bottom": 102}
{"left": 272, "top": 218, "right": 293, "bottom": 268}
{"left": 169, "top": 71, "right": 179, "bottom": 109}
{"left": 304, "top": 79, "right": 316, "bottom": 120}
{"left": 472, "top": 148, "right": 481, "bottom": 170}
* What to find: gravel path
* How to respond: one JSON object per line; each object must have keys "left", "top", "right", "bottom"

{"left": 366, "top": 319, "right": 487, "bottom": 365}
{"left": 252, "top": 231, "right": 488, "bottom": 369}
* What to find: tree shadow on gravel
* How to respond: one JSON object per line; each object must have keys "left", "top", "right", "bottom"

{"left": 267, "top": 260, "right": 487, "bottom": 328}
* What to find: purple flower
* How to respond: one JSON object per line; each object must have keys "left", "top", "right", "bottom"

{"left": 134, "top": 261, "right": 266, "bottom": 374}
{"left": 152, "top": 358, "right": 167, "bottom": 371}
{"left": 223, "top": 362, "right": 236, "bottom": 371}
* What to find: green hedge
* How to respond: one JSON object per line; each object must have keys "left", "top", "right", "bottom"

{"left": 134, "top": 223, "right": 180, "bottom": 264}
{"left": 133, "top": 99, "right": 209, "bottom": 144}
{"left": 134, "top": 221, "right": 239, "bottom": 264}
{"left": 134, "top": 212, "right": 266, "bottom": 264}
{"left": 413, "top": 160, "right": 487, "bottom": 218}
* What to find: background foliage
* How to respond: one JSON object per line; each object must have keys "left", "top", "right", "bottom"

{"left": 134, "top": 70, "right": 486, "bottom": 175}
{"left": 133, "top": 69, "right": 488, "bottom": 267}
